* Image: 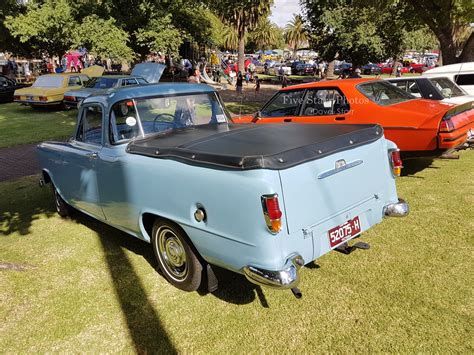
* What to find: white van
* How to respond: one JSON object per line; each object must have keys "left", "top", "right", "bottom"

{"left": 423, "top": 62, "right": 474, "bottom": 95}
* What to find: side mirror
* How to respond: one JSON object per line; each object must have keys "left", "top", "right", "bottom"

{"left": 251, "top": 111, "right": 262, "bottom": 123}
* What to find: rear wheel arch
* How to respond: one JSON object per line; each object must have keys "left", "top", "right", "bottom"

{"left": 41, "top": 169, "right": 52, "bottom": 184}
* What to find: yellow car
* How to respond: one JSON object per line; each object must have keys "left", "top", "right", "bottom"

{"left": 14, "top": 66, "right": 104, "bottom": 107}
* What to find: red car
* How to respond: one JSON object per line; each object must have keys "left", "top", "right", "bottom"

{"left": 234, "top": 78, "right": 474, "bottom": 157}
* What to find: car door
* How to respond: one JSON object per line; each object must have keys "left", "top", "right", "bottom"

{"left": 256, "top": 89, "right": 306, "bottom": 123}
{"left": 0, "top": 76, "right": 13, "bottom": 102}
{"left": 62, "top": 103, "right": 105, "bottom": 218}
{"left": 295, "top": 87, "right": 352, "bottom": 124}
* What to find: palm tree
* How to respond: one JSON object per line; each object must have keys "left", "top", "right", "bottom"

{"left": 284, "top": 15, "right": 308, "bottom": 58}
{"left": 222, "top": 25, "right": 239, "bottom": 51}
{"left": 251, "top": 18, "right": 280, "bottom": 51}
{"left": 211, "top": 0, "right": 273, "bottom": 73}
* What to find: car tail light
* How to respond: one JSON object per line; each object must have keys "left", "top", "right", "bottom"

{"left": 14, "top": 95, "right": 20, "bottom": 100}
{"left": 439, "top": 118, "right": 454, "bottom": 132}
{"left": 64, "top": 96, "right": 75, "bottom": 102}
{"left": 261, "top": 194, "right": 282, "bottom": 234}
{"left": 39, "top": 96, "right": 48, "bottom": 102}
{"left": 389, "top": 149, "right": 403, "bottom": 177}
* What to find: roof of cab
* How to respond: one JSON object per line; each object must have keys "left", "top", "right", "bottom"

{"left": 82, "top": 83, "right": 217, "bottom": 106}
{"left": 281, "top": 77, "right": 377, "bottom": 91}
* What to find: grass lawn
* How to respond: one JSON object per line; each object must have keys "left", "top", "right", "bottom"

{"left": 0, "top": 103, "right": 77, "bottom": 148}
{"left": 225, "top": 101, "right": 262, "bottom": 115}
{"left": 1, "top": 151, "right": 473, "bottom": 352}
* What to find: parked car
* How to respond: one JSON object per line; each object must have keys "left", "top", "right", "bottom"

{"left": 423, "top": 62, "right": 474, "bottom": 96}
{"left": 361, "top": 63, "right": 382, "bottom": 75}
{"left": 63, "top": 63, "right": 165, "bottom": 108}
{"left": 234, "top": 78, "right": 474, "bottom": 157}
{"left": 386, "top": 76, "right": 474, "bottom": 105}
{"left": 334, "top": 63, "right": 353, "bottom": 76}
{"left": 269, "top": 64, "right": 292, "bottom": 76}
{"left": 14, "top": 66, "right": 104, "bottom": 107}
{"left": 37, "top": 83, "right": 408, "bottom": 295}
{"left": 0, "top": 74, "right": 29, "bottom": 103}
{"left": 294, "top": 63, "right": 316, "bottom": 75}
{"left": 380, "top": 64, "right": 409, "bottom": 75}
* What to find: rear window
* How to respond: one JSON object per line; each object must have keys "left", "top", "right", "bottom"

{"left": 357, "top": 81, "right": 415, "bottom": 106}
{"left": 32, "top": 76, "right": 64, "bottom": 88}
{"left": 86, "top": 77, "right": 118, "bottom": 89}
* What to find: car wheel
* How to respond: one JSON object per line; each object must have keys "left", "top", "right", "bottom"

{"left": 152, "top": 220, "right": 203, "bottom": 291}
{"left": 51, "top": 184, "right": 70, "bottom": 217}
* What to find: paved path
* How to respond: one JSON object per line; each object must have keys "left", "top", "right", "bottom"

{"left": 0, "top": 143, "right": 40, "bottom": 182}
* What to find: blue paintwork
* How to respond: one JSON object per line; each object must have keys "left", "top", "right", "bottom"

{"left": 37, "top": 83, "right": 402, "bottom": 275}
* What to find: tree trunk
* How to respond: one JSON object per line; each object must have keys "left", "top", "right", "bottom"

{"left": 458, "top": 32, "right": 474, "bottom": 63}
{"left": 326, "top": 60, "right": 336, "bottom": 79}
{"left": 437, "top": 31, "right": 458, "bottom": 65}
{"left": 238, "top": 32, "right": 245, "bottom": 75}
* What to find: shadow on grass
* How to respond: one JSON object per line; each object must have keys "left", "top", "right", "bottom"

{"left": 70, "top": 212, "right": 177, "bottom": 353}
{"left": 402, "top": 158, "right": 437, "bottom": 177}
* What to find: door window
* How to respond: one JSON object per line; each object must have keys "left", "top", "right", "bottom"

{"left": 261, "top": 90, "right": 305, "bottom": 117}
{"left": 301, "top": 88, "right": 350, "bottom": 116}
{"left": 76, "top": 105, "right": 103, "bottom": 145}
{"left": 68, "top": 76, "right": 81, "bottom": 86}
{"left": 454, "top": 74, "right": 474, "bottom": 86}
{"left": 122, "top": 78, "right": 138, "bottom": 86}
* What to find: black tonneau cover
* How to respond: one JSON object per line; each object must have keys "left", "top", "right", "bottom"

{"left": 127, "top": 123, "right": 383, "bottom": 170}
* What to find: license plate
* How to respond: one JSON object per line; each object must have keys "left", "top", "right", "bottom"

{"left": 328, "top": 216, "right": 361, "bottom": 248}
{"left": 27, "top": 96, "right": 34, "bottom": 101}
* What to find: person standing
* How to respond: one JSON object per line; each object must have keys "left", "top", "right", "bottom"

{"left": 194, "top": 65, "right": 201, "bottom": 83}
{"left": 254, "top": 76, "right": 261, "bottom": 97}
{"left": 236, "top": 72, "right": 243, "bottom": 95}
{"left": 281, "top": 74, "right": 288, "bottom": 88}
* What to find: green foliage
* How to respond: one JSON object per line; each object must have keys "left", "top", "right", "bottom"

{"left": 285, "top": 14, "right": 309, "bottom": 57}
{"left": 135, "top": 14, "right": 183, "bottom": 56}
{"left": 74, "top": 16, "right": 135, "bottom": 61}
{"left": 5, "top": 0, "right": 76, "bottom": 57}
{"left": 248, "top": 18, "right": 282, "bottom": 51}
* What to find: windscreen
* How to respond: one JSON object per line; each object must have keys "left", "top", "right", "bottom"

{"left": 429, "top": 77, "right": 466, "bottom": 98}
{"left": 85, "top": 77, "right": 118, "bottom": 89}
{"left": 32, "top": 76, "right": 64, "bottom": 88}
{"left": 109, "top": 92, "right": 229, "bottom": 144}
{"left": 357, "top": 81, "right": 415, "bottom": 106}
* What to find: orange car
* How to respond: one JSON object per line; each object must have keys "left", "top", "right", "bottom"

{"left": 235, "top": 78, "right": 474, "bottom": 157}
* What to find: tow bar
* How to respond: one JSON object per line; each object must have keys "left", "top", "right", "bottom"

{"left": 335, "top": 241, "right": 370, "bottom": 255}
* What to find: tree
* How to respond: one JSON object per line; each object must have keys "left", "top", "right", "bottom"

{"left": 249, "top": 18, "right": 281, "bottom": 51}
{"left": 0, "top": 0, "right": 31, "bottom": 55}
{"left": 209, "top": 0, "right": 273, "bottom": 73}
{"left": 284, "top": 15, "right": 309, "bottom": 58}
{"left": 135, "top": 14, "right": 183, "bottom": 57}
{"left": 221, "top": 25, "right": 239, "bottom": 51}
{"left": 403, "top": 0, "right": 473, "bottom": 64}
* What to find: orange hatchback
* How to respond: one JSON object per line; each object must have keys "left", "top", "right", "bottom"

{"left": 235, "top": 78, "right": 474, "bottom": 157}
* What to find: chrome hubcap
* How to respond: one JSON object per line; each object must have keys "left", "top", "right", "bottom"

{"left": 157, "top": 228, "right": 187, "bottom": 281}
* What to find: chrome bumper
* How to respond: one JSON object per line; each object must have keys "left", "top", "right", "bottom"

{"left": 383, "top": 198, "right": 409, "bottom": 217}
{"left": 243, "top": 255, "right": 303, "bottom": 289}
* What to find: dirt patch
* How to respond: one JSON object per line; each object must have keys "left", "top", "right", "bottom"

{"left": 0, "top": 262, "right": 37, "bottom": 271}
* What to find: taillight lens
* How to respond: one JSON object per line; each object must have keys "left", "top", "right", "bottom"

{"left": 14, "top": 95, "right": 20, "bottom": 100}
{"left": 261, "top": 194, "right": 282, "bottom": 234}
{"left": 64, "top": 96, "right": 75, "bottom": 102}
{"left": 389, "top": 149, "right": 403, "bottom": 177}
{"left": 39, "top": 96, "right": 48, "bottom": 102}
{"left": 439, "top": 118, "right": 454, "bottom": 132}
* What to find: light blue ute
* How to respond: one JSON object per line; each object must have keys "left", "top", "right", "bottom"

{"left": 37, "top": 83, "right": 408, "bottom": 296}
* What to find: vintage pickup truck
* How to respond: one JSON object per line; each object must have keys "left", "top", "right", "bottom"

{"left": 37, "top": 83, "right": 409, "bottom": 296}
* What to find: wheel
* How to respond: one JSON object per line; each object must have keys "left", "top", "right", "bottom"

{"left": 51, "top": 184, "right": 70, "bottom": 217}
{"left": 151, "top": 220, "right": 203, "bottom": 291}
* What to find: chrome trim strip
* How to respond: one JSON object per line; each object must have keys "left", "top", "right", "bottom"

{"left": 318, "top": 159, "right": 363, "bottom": 179}
{"left": 243, "top": 255, "right": 303, "bottom": 289}
{"left": 383, "top": 198, "right": 409, "bottom": 217}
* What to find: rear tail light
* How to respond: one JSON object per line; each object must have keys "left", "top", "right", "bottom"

{"left": 439, "top": 118, "right": 454, "bottom": 132}
{"left": 64, "top": 96, "right": 75, "bottom": 102}
{"left": 389, "top": 149, "right": 403, "bottom": 177}
{"left": 14, "top": 95, "right": 20, "bottom": 100}
{"left": 261, "top": 194, "right": 282, "bottom": 234}
{"left": 39, "top": 96, "right": 48, "bottom": 102}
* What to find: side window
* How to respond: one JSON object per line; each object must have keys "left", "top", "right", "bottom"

{"left": 390, "top": 80, "right": 408, "bottom": 92}
{"left": 109, "top": 100, "right": 140, "bottom": 144}
{"left": 123, "top": 78, "right": 138, "bottom": 86}
{"left": 454, "top": 74, "right": 474, "bottom": 86}
{"left": 405, "top": 80, "right": 421, "bottom": 97}
{"left": 301, "top": 89, "right": 350, "bottom": 116}
{"left": 137, "top": 78, "right": 148, "bottom": 85}
{"left": 76, "top": 105, "right": 103, "bottom": 145}
{"left": 261, "top": 90, "right": 305, "bottom": 117}
{"left": 68, "top": 76, "right": 81, "bottom": 86}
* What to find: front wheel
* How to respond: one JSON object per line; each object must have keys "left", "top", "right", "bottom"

{"left": 152, "top": 220, "right": 203, "bottom": 291}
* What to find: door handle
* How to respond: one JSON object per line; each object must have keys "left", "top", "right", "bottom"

{"left": 284, "top": 118, "right": 292, "bottom": 122}
{"left": 87, "top": 152, "right": 98, "bottom": 160}
{"left": 335, "top": 116, "right": 345, "bottom": 121}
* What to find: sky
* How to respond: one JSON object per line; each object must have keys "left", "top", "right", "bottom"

{"left": 269, "top": 0, "right": 302, "bottom": 27}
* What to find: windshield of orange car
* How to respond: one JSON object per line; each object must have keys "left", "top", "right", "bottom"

{"left": 109, "top": 92, "right": 230, "bottom": 144}
{"left": 32, "top": 76, "right": 64, "bottom": 88}
{"left": 429, "top": 77, "right": 466, "bottom": 98}
{"left": 357, "top": 81, "right": 415, "bottom": 106}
